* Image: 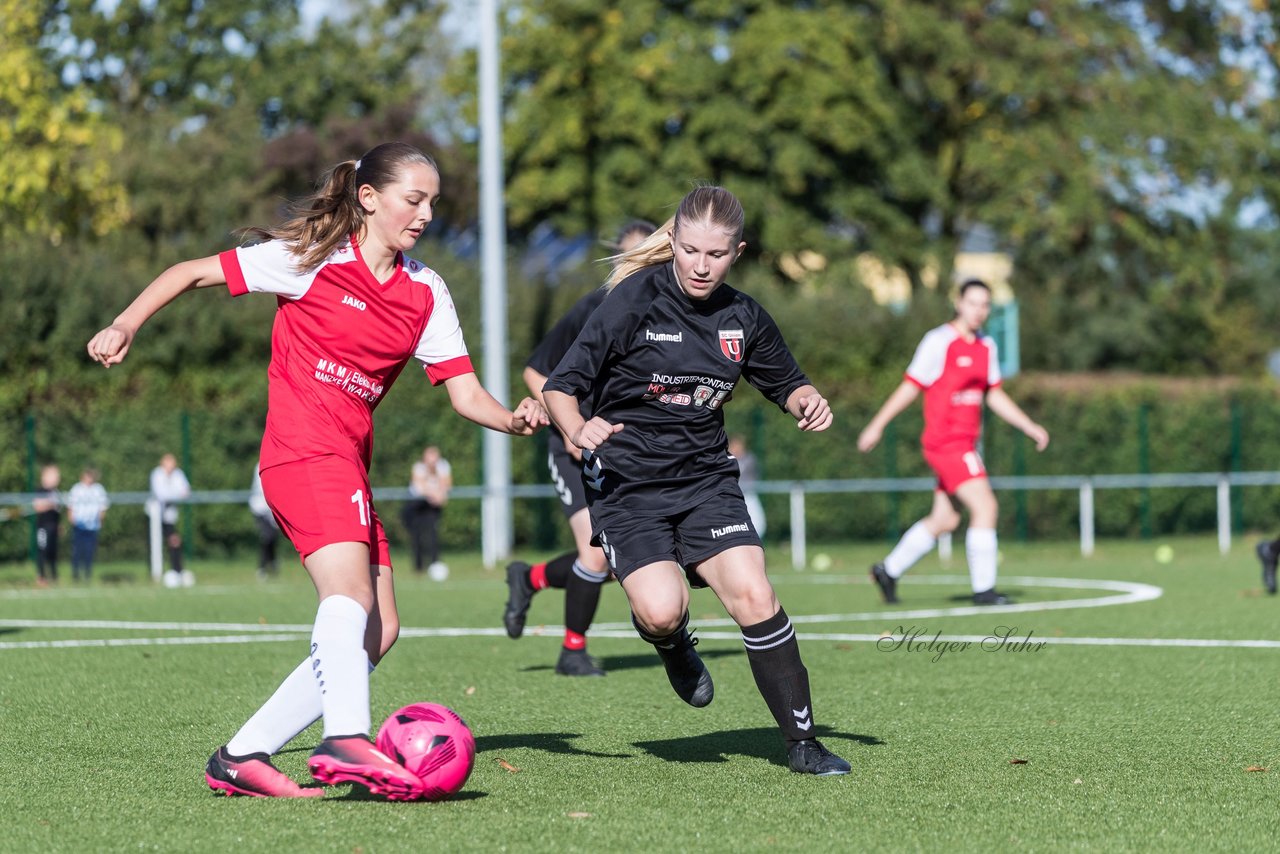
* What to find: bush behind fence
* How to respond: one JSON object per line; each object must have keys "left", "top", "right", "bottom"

{"left": 5, "top": 373, "right": 1280, "bottom": 566}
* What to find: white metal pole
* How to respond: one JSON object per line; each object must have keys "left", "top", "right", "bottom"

{"left": 479, "top": 0, "right": 511, "bottom": 568}
{"left": 1080, "top": 481, "right": 1095, "bottom": 557}
{"left": 1217, "top": 476, "right": 1231, "bottom": 555}
{"left": 790, "top": 486, "right": 806, "bottom": 570}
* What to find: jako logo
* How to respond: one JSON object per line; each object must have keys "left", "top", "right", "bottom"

{"left": 342, "top": 294, "right": 367, "bottom": 311}
{"left": 711, "top": 523, "right": 750, "bottom": 539}
{"left": 645, "top": 329, "right": 683, "bottom": 343}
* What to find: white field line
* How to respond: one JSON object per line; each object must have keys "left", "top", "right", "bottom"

{"left": 0, "top": 634, "right": 308, "bottom": 650}
{"left": 2, "top": 574, "right": 1270, "bottom": 651}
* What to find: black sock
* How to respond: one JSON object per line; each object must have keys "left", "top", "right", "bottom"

{"left": 564, "top": 560, "right": 606, "bottom": 636}
{"left": 742, "top": 607, "right": 814, "bottom": 744}
{"left": 632, "top": 610, "right": 689, "bottom": 649}
{"left": 543, "top": 551, "right": 576, "bottom": 589}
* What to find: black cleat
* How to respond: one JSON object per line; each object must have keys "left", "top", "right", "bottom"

{"left": 788, "top": 739, "right": 851, "bottom": 776}
{"left": 555, "top": 647, "right": 606, "bottom": 677}
{"left": 1257, "top": 541, "right": 1278, "bottom": 595}
{"left": 973, "top": 588, "right": 1012, "bottom": 606}
{"left": 870, "top": 562, "right": 898, "bottom": 604}
{"left": 502, "top": 561, "right": 534, "bottom": 638}
{"left": 654, "top": 631, "right": 714, "bottom": 707}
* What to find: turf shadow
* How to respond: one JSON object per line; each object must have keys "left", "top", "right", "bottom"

{"left": 632, "top": 725, "right": 882, "bottom": 768}
{"left": 331, "top": 785, "right": 487, "bottom": 803}
{"left": 520, "top": 647, "right": 741, "bottom": 675}
{"left": 945, "top": 587, "right": 1025, "bottom": 603}
{"left": 475, "top": 731, "right": 633, "bottom": 759}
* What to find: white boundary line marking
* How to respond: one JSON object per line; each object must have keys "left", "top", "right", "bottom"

{"left": 1, "top": 574, "right": 1270, "bottom": 651}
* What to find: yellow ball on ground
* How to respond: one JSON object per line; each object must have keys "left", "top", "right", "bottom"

{"left": 811, "top": 553, "right": 832, "bottom": 572}
{"left": 1154, "top": 545, "right": 1174, "bottom": 564}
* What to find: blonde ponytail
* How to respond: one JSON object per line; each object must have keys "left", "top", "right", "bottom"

{"left": 605, "top": 216, "right": 676, "bottom": 288}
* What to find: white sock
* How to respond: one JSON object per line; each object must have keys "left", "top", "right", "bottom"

{"left": 226, "top": 657, "right": 320, "bottom": 756}
{"left": 884, "top": 521, "right": 937, "bottom": 578}
{"left": 311, "top": 595, "right": 371, "bottom": 738}
{"left": 225, "top": 658, "right": 378, "bottom": 756}
{"left": 966, "top": 527, "right": 998, "bottom": 593}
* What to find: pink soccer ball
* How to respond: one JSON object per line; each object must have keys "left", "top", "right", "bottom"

{"left": 376, "top": 702, "right": 476, "bottom": 801}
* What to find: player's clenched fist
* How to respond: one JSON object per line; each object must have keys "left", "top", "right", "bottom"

{"left": 87, "top": 324, "right": 136, "bottom": 367}
{"left": 509, "top": 397, "right": 550, "bottom": 435}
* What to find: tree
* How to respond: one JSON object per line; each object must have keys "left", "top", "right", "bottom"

{"left": 36, "top": 0, "right": 470, "bottom": 246}
{"left": 461, "top": 0, "right": 1278, "bottom": 372}
{"left": 0, "top": 0, "right": 127, "bottom": 243}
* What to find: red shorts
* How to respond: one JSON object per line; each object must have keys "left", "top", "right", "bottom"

{"left": 259, "top": 455, "right": 391, "bottom": 567}
{"left": 922, "top": 446, "right": 987, "bottom": 495}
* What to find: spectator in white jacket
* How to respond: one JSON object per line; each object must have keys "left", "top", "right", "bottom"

{"left": 150, "top": 453, "right": 190, "bottom": 581}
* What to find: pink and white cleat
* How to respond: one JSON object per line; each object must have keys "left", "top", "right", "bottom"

{"left": 205, "top": 746, "right": 324, "bottom": 798}
{"left": 308, "top": 735, "right": 425, "bottom": 801}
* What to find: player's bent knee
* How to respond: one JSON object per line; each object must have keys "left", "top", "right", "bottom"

{"left": 931, "top": 513, "right": 961, "bottom": 535}
{"left": 633, "top": 608, "right": 686, "bottom": 637}
{"left": 730, "top": 589, "right": 779, "bottom": 626}
{"left": 579, "top": 550, "right": 608, "bottom": 574}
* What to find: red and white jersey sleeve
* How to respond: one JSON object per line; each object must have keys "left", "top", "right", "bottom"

{"left": 906, "top": 323, "right": 1001, "bottom": 452}
{"left": 219, "top": 239, "right": 474, "bottom": 470}
{"left": 405, "top": 261, "right": 472, "bottom": 385}
{"left": 220, "top": 239, "right": 317, "bottom": 299}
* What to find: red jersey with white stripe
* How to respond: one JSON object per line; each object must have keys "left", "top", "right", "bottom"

{"left": 220, "top": 238, "right": 474, "bottom": 470}
{"left": 904, "top": 322, "right": 1001, "bottom": 452}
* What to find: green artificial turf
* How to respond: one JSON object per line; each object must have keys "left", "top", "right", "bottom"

{"left": 1, "top": 537, "right": 1276, "bottom": 852}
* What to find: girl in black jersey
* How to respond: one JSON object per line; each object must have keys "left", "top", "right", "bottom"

{"left": 543, "top": 187, "right": 850, "bottom": 776}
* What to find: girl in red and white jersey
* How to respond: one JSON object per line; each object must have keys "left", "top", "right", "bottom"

{"left": 88, "top": 142, "right": 547, "bottom": 800}
{"left": 857, "top": 280, "right": 1048, "bottom": 606}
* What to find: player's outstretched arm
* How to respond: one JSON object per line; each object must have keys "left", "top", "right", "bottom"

{"left": 857, "top": 380, "right": 920, "bottom": 452}
{"left": 543, "top": 390, "right": 622, "bottom": 452}
{"left": 786, "top": 385, "right": 833, "bottom": 433}
{"left": 87, "top": 255, "right": 227, "bottom": 368}
{"left": 524, "top": 366, "right": 583, "bottom": 458}
{"left": 986, "top": 387, "right": 1049, "bottom": 451}
{"left": 443, "top": 373, "right": 548, "bottom": 436}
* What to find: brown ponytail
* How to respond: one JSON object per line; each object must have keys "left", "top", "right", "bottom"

{"left": 239, "top": 142, "right": 438, "bottom": 272}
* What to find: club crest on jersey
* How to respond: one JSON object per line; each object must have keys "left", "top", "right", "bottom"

{"left": 718, "top": 329, "right": 744, "bottom": 362}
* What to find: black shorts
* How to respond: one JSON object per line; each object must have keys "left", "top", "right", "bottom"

{"left": 546, "top": 436, "right": 588, "bottom": 518}
{"left": 590, "top": 488, "right": 761, "bottom": 586}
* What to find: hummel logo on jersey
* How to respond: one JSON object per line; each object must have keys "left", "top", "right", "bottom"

{"left": 341, "top": 294, "right": 367, "bottom": 311}
{"left": 793, "top": 706, "right": 813, "bottom": 731}
{"left": 645, "top": 329, "right": 683, "bottom": 343}
{"left": 711, "top": 522, "right": 750, "bottom": 539}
